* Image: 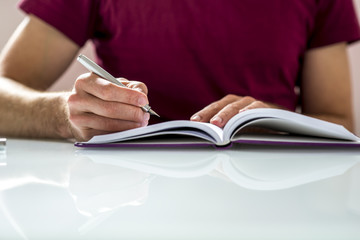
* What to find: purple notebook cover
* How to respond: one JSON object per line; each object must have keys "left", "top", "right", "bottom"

{"left": 74, "top": 139, "right": 360, "bottom": 149}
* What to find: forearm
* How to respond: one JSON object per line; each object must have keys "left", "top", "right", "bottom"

{"left": 305, "top": 112, "right": 354, "bottom": 133}
{"left": 301, "top": 43, "right": 355, "bottom": 133}
{"left": 0, "top": 77, "right": 72, "bottom": 139}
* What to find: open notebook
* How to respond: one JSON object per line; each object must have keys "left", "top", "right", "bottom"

{"left": 75, "top": 108, "right": 360, "bottom": 148}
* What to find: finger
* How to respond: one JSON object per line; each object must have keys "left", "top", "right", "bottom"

{"left": 70, "top": 112, "right": 149, "bottom": 141}
{"left": 239, "top": 100, "right": 269, "bottom": 112}
{"left": 120, "top": 79, "right": 148, "bottom": 95}
{"left": 117, "top": 77, "right": 129, "bottom": 83}
{"left": 190, "top": 94, "right": 240, "bottom": 122}
{"left": 75, "top": 73, "right": 149, "bottom": 107}
{"left": 71, "top": 112, "right": 149, "bottom": 131}
{"left": 74, "top": 128, "right": 113, "bottom": 142}
{"left": 208, "top": 96, "right": 256, "bottom": 127}
{"left": 68, "top": 91, "right": 150, "bottom": 123}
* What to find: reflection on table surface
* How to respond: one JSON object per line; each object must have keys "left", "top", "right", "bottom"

{"left": 1, "top": 138, "right": 360, "bottom": 239}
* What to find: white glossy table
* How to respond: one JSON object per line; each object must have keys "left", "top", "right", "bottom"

{"left": 1, "top": 138, "right": 360, "bottom": 239}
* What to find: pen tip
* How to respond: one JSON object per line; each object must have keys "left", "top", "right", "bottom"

{"left": 149, "top": 109, "right": 160, "bottom": 117}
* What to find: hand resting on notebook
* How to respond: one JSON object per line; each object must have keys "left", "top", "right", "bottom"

{"left": 191, "top": 94, "right": 283, "bottom": 128}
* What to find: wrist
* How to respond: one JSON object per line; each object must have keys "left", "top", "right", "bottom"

{"left": 53, "top": 92, "right": 74, "bottom": 139}
{"left": 32, "top": 91, "right": 74, "bottom": 139}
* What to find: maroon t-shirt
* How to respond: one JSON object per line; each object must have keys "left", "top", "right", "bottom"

{"left": 19, "top": 0, "right": 360, "bottom": 122}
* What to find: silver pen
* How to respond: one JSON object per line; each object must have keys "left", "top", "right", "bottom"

{"left": 77, "top": 54, "right": 160, "bottom": 117}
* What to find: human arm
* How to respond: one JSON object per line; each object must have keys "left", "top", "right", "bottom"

{"left": 301, "top": 42, "right": 354, "bottom": 132}
{"left": 0, "top": 15, "right": 150, "bottom": 141}
{"left": 190, "top": 42, "right": 354, "bottom": 132}
{"left": 0, "top": 15, "right": 79, "bottom": 139}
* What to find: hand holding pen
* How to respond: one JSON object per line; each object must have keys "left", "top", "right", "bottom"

{"left": 77, "top": 55, "right": 160, "bottom": 117}
{"left": 67, "top": 54, "right": 158, "bottom": 141}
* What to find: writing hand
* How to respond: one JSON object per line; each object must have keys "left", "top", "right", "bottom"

{"left": 67, "top": 73, "right": 150, "bottom": 141}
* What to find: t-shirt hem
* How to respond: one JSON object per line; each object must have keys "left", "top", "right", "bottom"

{"left": 308, "top": 26, "right": 360, "bottom": 49}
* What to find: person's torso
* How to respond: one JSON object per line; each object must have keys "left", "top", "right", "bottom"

{"left": 92, "top": 0, "right": 316, "bottom": 122}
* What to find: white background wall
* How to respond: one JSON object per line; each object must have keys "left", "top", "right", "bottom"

{"left": 1, "top": 0, "right": 360, "bottom": 135}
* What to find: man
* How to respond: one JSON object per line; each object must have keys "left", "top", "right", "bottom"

{"left": 0, "top": 0, "right": 359, "bottom": 141}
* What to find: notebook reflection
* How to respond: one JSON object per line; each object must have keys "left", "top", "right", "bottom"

{"left": 77, "top": 148, "right": 360, "bottom": 190}
{"left": 1, "top": 147, "right": 360, "bottom": 237}
{"left": 69, "top": 148, "right": 360, "bottom": 232}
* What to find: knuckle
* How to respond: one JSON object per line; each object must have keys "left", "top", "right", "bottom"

{"left": 68, "top": 114, "right": 83, "bottom": 125}
{"left": 81, "top": 131, "right": 93, "bottom": 141}
{"left": 117, "top": 77, "right": 129, "bottom": 82}
{"left": 137, "top": 82, "right": 148, "bottom": 93}
{"left": 74, "top": 73, "right": 90, "bottom": 88}
{"left": 74, "top": 78, "right": 84, "bottom": 90}
{"left": 102, "top": 118, "right": 116, "bottom": 131}
{"left": 222, "top": 95, "right": 231, "bottom": 101}
{"left": 242, "top": 96, "right": 255, "bottom": 103}
{"left": 224, "top": 94, "right": 238, "bottom": 101}
{"left": 244, "top": 100, "right": 265, "bottom": 110}
{"left": 219, "top": 109, "right": 232, "bottom": 119}
{"left": 67, "top": 94, "right": 82, "bottom": 109}
{"left": 103, "top": 104, "right": 116, "bottom": 117}
{"left": 206, "top": 101, "right": 220, "bottom": 111}
{"left": 129, "top": 90, "right": 147, "bottom": 106}
{"left": 126, "top": 121, "right": 143, "bottom": 130}
{"left": 104, "top": 103, "right": 125, "bottom": 118}
{"left": 131, "top": 108, "right": 145, "bottom": 122}
{"left": 253, "top": 100, "right": 266, "bottom": 108}
{"left": 228, "top": 102, "right": 239, "bottom": 111}
{"left": 252, "top": 100, "right": 261, "bottom": 105}
{"left": 67, "top": 93, "right": 79, "bottom": 103}
{"left": 98, "top": 83, "right": 114, "bottom": 100}
{"left": 129, "top": 91, "right": 141, "bottom": 104}
{"left": 76, "top": 73, "right": 90, "bottom": 81}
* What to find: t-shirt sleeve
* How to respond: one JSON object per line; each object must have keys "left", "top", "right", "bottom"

{"left": 308, "top": 0, "right": 360, "bottom": 49}
{"left": 18, "top": 0, "right": 98, "bottom": 47}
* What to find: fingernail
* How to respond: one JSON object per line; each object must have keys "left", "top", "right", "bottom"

{"left": 138, "top": 97, "right": 147, "bottom": 106}
{"left": 144, "top": 113, "right": 150, "bottom": 121}
{"left": 211, "top": 116, "right": 223, "bottom": 124}
{"left": 191, "top": 115, "right": 201, "bottom": 121}
{"left": 141, "top": 113, "right": 150, "bottom": 127}
{"left": 141, "top": 120, "right": 148, "bottom": 127}
{"left": 142, "top": 120, "right": 149, "bottom": 127}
